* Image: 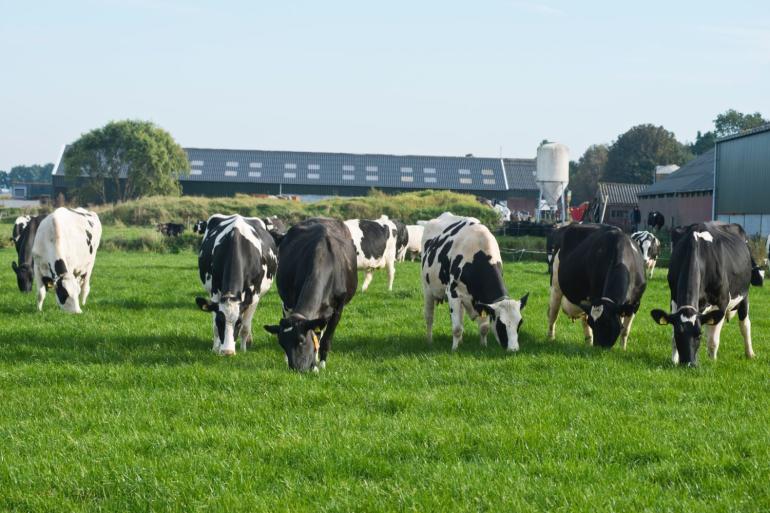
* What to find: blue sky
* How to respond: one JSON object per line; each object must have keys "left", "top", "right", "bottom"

{"left": 1, "top": 0, "right": 768, "bottom": 170}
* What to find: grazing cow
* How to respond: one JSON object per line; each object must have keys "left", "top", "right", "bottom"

{"left": 11, "top": 214, "right": 47, "bottom": 292}
{"left": 193, "top": 219, "right": 208, "bottom": 234}
{"left": 647, "top": 211, "right": 665, "bottom": 231}
{"left": 421, "top": 212, "right": 528, "bottom": 352}
{"left": 393, "top": 219, "right": 410, "bottom": 262}
{"left": 262, "top": 215, "right": 289, "bottom": 246}
{"left": 31, "top": 207, "right": 102, "bottom": 313}
{"left": 651, "top": 222, "right": 759, "bottom": 366}
{"left": 546, "top": 222, "right": 603, "bottom": 276}
{"left": 631, "top": 231, "right": 662, "bottom": 278}
{"left": 547, "top": 224, "right": 646, "bottom": 348}
{"left": 264, "top": 218, "right": 358, "bottom": 371}
{"left": 195, "top": 214, "right": 277, "bottom": 355}
{"left": 344, "top": 215, "right": 398, "bottom": 292}
{"left": 402, "top": 224, "right": 424, "bottom": 261}
{"left": 157, "top": 223, "right": 185, "bottom": 237}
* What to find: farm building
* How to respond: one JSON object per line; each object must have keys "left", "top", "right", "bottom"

{"left": 584, "top": 182, "right": 647, "bottom": 232}
{"left": 714, "top": 124, "right": 770, "bottom": 237}
{"left": 52, "top": 147, "right": 540, "bottom": 211}
{"left": 10, "top": 181, "right": 52, "bottom": 200}
{"left": 637, "top": 148, "right": 714, "bottom": 228}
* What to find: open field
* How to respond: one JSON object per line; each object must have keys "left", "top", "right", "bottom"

{"left": 1, "top": 248, "right": 770, "bottom": 512}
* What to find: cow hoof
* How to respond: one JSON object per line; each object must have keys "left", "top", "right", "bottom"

{"left": 220, "top": 349, "right": 235, "bottom": 356}
{"left": 747, "top": 352, "right": 756, "bottom": 359}
{"left": 319, "top": 360, "right": 326, "bottom": 369}
{"left": 312, "top": 366, "right": 320, "bottom": 373}
{"left": 584, "top": 337, "right": 593, "bottom": 346}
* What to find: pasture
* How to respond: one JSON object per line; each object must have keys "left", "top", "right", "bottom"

{"left": 1, "top": 247, "right": 769, "bottom": 512}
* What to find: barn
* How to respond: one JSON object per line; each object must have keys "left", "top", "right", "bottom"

{"left": 52, "top": 147, "right": 539, "bottom": 211}
{"left": 583, "top": 182, "right": 647, "bottom": 231}
{"left": 713, "top": 124, "right": 770, "bottom": 237}
{"left": 637, "top": 148, "right": 714, "bottom": 229}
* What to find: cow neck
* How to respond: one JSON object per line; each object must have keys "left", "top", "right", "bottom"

{"left": 292, "top": 261, "right": 333, "bottom": 320}
{"left": 18, "top": 219, "right": 38, "bottom": 267}
{"left": 675, "top": 239, "right": 702, "bottom": 311}
{"left": 601, "top": 262, "right": 630, "bottom": 305}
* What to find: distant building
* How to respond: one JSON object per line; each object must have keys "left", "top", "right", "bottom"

{"left": 52, "top": 147, "right": 540, "bottom": 211}
{"left": 585, "top": 181, "right": 647, "bottom": 231}
{"left": 714, "top": 124, "right": 770, "bottom": 237}
{"left": 637, "top": 149, "right": 714, "bottom": 229}
{"left": 11, "top": 181, "right": 52, "bottom": 200}
{"left": 654, "top": 164, "right": 680, "bottom": 182}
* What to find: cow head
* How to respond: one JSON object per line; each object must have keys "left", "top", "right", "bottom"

{"left": 11, "top": 261, "right": 34, "bottom": 292}
{"left": 477, "top": 293, "right": 529, "bottom": 352}
{"left": 651, "top": 306, "right": 724, "bottom": 366}
{"left": 193, "top": 220, "right": 207, "bottom": 235}
{"left": 196, "top": 295, "right": 245, "bottom": 355}
{"left": 51, "top": 274, "right": 82, "bottom": 313}
{"left": 580, "top": 299, "right": 636, "bottom": 348}
{"left": 264, "top": 316, "right": 326, "bottom": 372}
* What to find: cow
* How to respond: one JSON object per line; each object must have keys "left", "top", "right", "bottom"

{"left": 651, "top": 222, "right": 759, "bottom": 366}
{"left": 421, "top": 212, "right": 528, "bottom": 352}
{"left": 263, "top": 217, "right": 358, "bottom": 372}
{"left": 31, "top": 207, "right": 102, "bottom": 313}
{"left": 547, "top": 224, "right": 646, "bottom": 348}
{"left": 393, "top": 219, "right": 410, "bottom": 262}
{"left": 344, "top": 215, "right": 398, "bottom": 292}
{"left": 401, "top": 224, "right": 424, "bottom": 262}
{"left": 157, "top": 223, "right": 185, "bottom": 237}
{"left": 11, "top": 214, "right": 47, "bottom": 292}
{"left": 648, "top": 211, "right": 665, "bottom": 231}
{"left": 194, "top": 214, "right": 278, "bottom": 355}
{"left": 193, "top": 219, "right": 208, "bottom": 234}
{"left": 631, "top": 231, "right": 662, "bottom": 278}
{"left": 546, "top": 222, "right": 603, "bottom": 276}
{"left": 262, "top": 215, "right": 289, "bottom": 246}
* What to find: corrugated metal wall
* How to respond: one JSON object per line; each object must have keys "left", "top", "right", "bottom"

{"left": 715, "top": 129, "right": 770, "bottom": 215}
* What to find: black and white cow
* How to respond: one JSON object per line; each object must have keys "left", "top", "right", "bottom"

{"left": 393, "top": 219, "right": 410, "bottom": 262}
{"left": 402, "top": 224, "right": 424, "bottom": 261}
{"left": 195, "top": 214, "right": 277, "bottom": 355}
{"left": 31, "top": 207, "right": 102, "bottom": 313}
{"left": 262, "top": 215, "right": 289, "bottom": 246}
{"left": 421, "top": 212, "right": 528, "bottom": 352}
{"left": 651, "top": 222, "right": 758, "bottom": 366}
{"left": 648, "top": 211, "right": 665, "bottom": 231}
{"left": 631, "top": 231, "right": 662, "bottom": 278}
{"left": 344, "top": 215, "right": 398, "bottom": 292}
{"left": 193, "top": 219, "right": 208, "bottom": 234}
{"left": 11, "top": 214, "right": 47, "bottom": 292}
{"left": 548, "top": 224, "right": 646, "bottom": 348}
{"left": 157, "top": 223, "right": 185, "bottom": 237}
{"left": 264, "top": 217, "right": 358, "bottom": 372}
{"left": 545, "top": 222, "right": 603, "bottom": 276}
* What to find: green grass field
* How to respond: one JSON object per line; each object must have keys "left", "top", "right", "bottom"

{"left": 1, "top": 248, "right": 769, "bottom": 512}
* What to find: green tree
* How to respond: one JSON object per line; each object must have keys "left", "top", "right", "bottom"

{"left": 605, "top": 124, "right": 691, "bottom": 184}
{"left": 63, "top": 120, "right": 190, "bottom": 204}
{"left": 569, "top": 144, "right": 608, "bottom": 204}
{"left": 714, "top": 109, "right": 767, "bottom": 137}
{"left": 689, "top": 130, "right": 717, "bottom": 155}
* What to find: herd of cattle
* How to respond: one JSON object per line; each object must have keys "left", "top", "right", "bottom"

{"left": 9, "top": 207, "right": 768, "bottom": 370}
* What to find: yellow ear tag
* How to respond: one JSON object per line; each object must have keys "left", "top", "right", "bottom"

{"left": 480, "top": 311, "right": 487, "bottom": 319}
{"left": 311, "top": 332, "right": 320, "bottom": 352}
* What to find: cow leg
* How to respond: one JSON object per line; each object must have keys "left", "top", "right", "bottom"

{"left": 211, "top": 314, "right": 221, "bottom": 353}
{"left": 34, "top": 266, "right": 46, "bottom": 311}
{"left": 620, "top": 314, "right": 635, "bottom": 350}
{"left": 386, "top": 259, "right": 395, "bottom": 291}
{"left": 80, "top": 275, "right": 91, "bottom": 305}
{"left": 547, "top": 289, "right": 562, "bottom": 340}
{"left": 582, "top": 316, "right": 593, "bottom": 346}
{"left": 706, "top": 317, "right": 726, "bottom": 360}
{"left": 361, "top": 270, "right": 374, "bottom": 292}
{"left": 424, "top": 294, "right": 435, "bottom": 344}
{"left": 239, "top": 297, "right": 259, "bottom": 352}
{"left": 738, "top": 298, "right": 755, "bottom": 359}
{"left": 671, "top": 333, "right": 679, "bottom": 364}
{"left": 449, "top": 297, "right": 464, "bottom": 351}
{"left": 318, "top": 308, "right": 343, "bottom": 368}
{"left": 649, "top": 260, "right": 656, "bottom": 279}
{"left": 477, "top": 314, "right": 489, "bottom": 347}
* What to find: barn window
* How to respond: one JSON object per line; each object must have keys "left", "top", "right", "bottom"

{"left": 459, "top": 178, "right": 472, "bottom": 185}
{"left": 401, "top": 175, "right": 414, "bottom": 182}
{"left": 366, "top": 175, "right": 378, "bottom": 181}
{"left": 343, "top": 165, "right": 355, "bottom": 171}
{"left": 248, "top": 171, "right": 261, "bottom": 178}
{"left": 190, "top": 169, "right": 203, "bottom": 176}
{"left": 225, "top": 170, "right": 237, "bottom": 177}
{"left": 307, "top": 173, "right": 320, "bottom": 179}
{"left": 308, "top": 164, "right": 320, "bottom": 170}
{"left": 458, "top": 169, "right": 471, "bottom": 175}
{"left": 423, "top": 168, "right": 436, "bottom": 174}
{"left": 283, "top": 172, "right": 296, "bottom": 179}
{"left": 226, "top": 161, "right": 239, "bottom": 168}
{"left": 284, "top": 163, "right": 297, "bottom": 170}
{"left": 401, "top": 167, "right": 413, "bottom": 173}
{"left": 342, "top": 174, "right": 354, "bottom": 180}
{"left": 366, "top": 165, "right": 378, "bottom": 172}
{"left": 424, "top": 177, "right": 437, "bottom": 183}
{"left": 481, "top": 169, "right": 494, "bottom": 176}
{"left": 249, "top": 162, "right": 262, "bottom": 168}
{"left": 483, "top": 178, "right": 496, "bottom": 185}
{"left": 190, "top": 160, "right": 204, "bottom": 166}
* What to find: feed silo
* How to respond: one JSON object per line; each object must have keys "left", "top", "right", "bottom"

{"left": 536, "top": 142, "right": 569, "bottom": 222}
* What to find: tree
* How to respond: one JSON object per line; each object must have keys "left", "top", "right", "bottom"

{"left": 604, "top": 124, "right": 691, "bottom": 184}
{"left": 63, "top": 120, "right": 190, "bottom": 204}
{"left": 569, "top": 144, "right": 608, "bottom": 204}
{"left": 714, "top": 109, "right": 767, "bottom": 137}
{"left": 689, "top": 130, "right": 717, "bottom": 155}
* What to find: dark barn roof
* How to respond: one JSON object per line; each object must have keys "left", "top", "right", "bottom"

{"left": 596, "top": 182, "right": 647, "bottom": 205}
{"left": 175, "top": 148, "right": 538, "bottom": 193}
{"left": 638, "top": 149, "right": 714, "bottom": 197}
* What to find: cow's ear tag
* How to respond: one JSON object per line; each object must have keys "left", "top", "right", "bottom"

{"left": 480, "top": 310, "right": 487, "bottom": 319}
{"left": 311, "top": 332, "right": 320, "bottom": 351}
{"left": 313, "top": 327, "right": 323, "bottom": 335}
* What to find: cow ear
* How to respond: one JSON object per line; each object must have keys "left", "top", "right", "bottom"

{"left": 700, "top": 309, "right": 725, "bottom": 326}
{"left": 518, "top": 293, "right": 529, "bottom": 310}
{"left": 476, "top": 302, "right": 496, "bottom": 317}
{"left": 619, "top": 303, "right": 636, "bottom": 316}
{"left": 42, "top": 277, "right": 54, "bottom": 289}
{"left": 650, "top": 309, "right": 670, "bottom": 325}
{"left": 11, "top": 261, "right": 18, "bottom": 273}
{"left": 263, "top": 324, "right": 281, "bottom": 335}
{"left": 579, "top": 301, "right": 592, "bottom": 315}
{"left": 195, "top": 297, "right": 217, "bottom": 312}
{"left": 303, "top": 318, "right": 327, "bottom": 334}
